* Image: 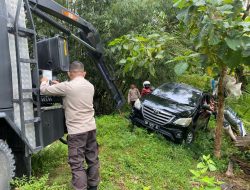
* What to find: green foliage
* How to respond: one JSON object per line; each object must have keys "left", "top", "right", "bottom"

{"left": 75, "top": 0, "right": 176, "bottom": 39}
{"left": 109, "top": 32, "right": 193, "bottom": 78}
{"left": 11, "top": 175, "right": 66, "bottom": 190}
{"left": 173, "top": 0, "right": 250, "bottom": 158}
{"left": 110, "top": 33, "right": 180, "bottom": 77}
{"left": 190, "top": 155, "right": 224, "bottom": 190}
{"left": 177, "top": 74, "right": 212, "bottom": 91}
{"left": 31, "top": 142, "right": 68, "bottom": 174}
{"left": 173, "top": 0, "right": 250, "bottom": 70}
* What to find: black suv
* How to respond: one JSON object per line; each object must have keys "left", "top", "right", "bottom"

{"left": 130, "top": 83, "right": 211, "bottom": 144}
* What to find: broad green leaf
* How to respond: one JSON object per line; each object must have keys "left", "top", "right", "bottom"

{"left": 207, "top": 159, "right": 215, "bottom": 165}
{"left": 123, "top": 44, "right": 129, "bottom": 50}
{"left": 148, "top": 33, "right": 160, "bottom": 38}
{"left": 225, "top": 38, "right": 241, "bottom": 51}
{"left": 216, "top": 4, "right": 233, "bottom": 12}
{"left": 155, "top": 50, "right": 165, "bottom": 59}
{"left": 209, "top": 32, "right": 221, "bottom": 46}
{"left": 200, "top": 176, "right": 215, "bottom": 186}
{"left": 155, "top": 54, "right": 164, "bottom": 59}
{"left": 136, "top": 36, "right": 148, "bottom": 42}
{"left": 223, "top": 22, "right": 230, "bottom": 29}
{"left": 190, "top": 169, "right": 201, "bottom": 177}
{"left": 149, "top": 66, "right": 156, "bottom": 76}
{"left": 133, "top": 45, "right": 140, "bottom": 51}
{"left": 119, "top": 59, "right": 127, "bottom": 65}
{"left": 245, "top": 16, "right": 250, "bottom": 22}
{"left": 173, "top": 0, "right": 188, "bottom": 8}
{"left": 197, "top": 162, "right": 206, "bottom": 169}
{"left": 208, "top": 164, "right": 217, "bottom": 171}
{"left": 143, "top": 186, "right": 151, "bottom": 190}
{"left": 219, "top": 49, "right": 242, "bottom": 68}
{"left": 238, "top": 22, "right": 250, "bottom": 32}
{"left": 200, "top": 168, "right": 208, "bottom": 174}
{"left": 203, "top": 154, "right": 210, "bottom": 160}
{"left": 193, "top": 0, "right": 206, "bottom": 6}
{"left": 174, "top": 62, "right": 189, "bottom": 75}
{"left": 242, "top": 49, "right": 250, "bottom": 57}
{"left": 176, "top": 8, "right": 190, "bottom": 25}
{"left": 110, "top": 47, "right": 116, "bottom": 53}
{"left": 223, "top": 0, "right": 233, "bottom": 3}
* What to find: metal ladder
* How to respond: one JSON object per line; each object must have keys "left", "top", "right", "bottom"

{"left": 8, "top": 0, "right": 43, "bottom": 152}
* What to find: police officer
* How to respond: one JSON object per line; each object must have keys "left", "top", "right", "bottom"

{"left": 40, "top": 61, "right": 99, "bottom": 190}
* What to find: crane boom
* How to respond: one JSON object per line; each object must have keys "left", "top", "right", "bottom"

{"left": 28, "top": 0, "right": 125, "bottom": 108}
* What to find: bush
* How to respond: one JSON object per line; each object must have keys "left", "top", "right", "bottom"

{"left": 177, "top": 74, "right": 212, "bottom": 91}
{"left": 11, "top": 174, "right": 67, "bottom": 190}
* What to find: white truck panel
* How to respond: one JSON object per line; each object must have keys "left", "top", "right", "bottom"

{"left": 5, "top": 0, "right": 36, "bottom": 148}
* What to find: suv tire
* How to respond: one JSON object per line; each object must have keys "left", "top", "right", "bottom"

{"left": 185, "top": 128, "right": 195, "bottom": 144}
{"left": 0, "top": 140, "right": 15, "bottom": 190}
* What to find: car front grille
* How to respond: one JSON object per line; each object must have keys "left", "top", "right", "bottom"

{"left": 142, "top": 105, "right": 175, "bottom": 126}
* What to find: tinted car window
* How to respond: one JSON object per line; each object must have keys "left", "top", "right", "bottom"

{"left": 152, "top": 83, "right": 202, "bottom": 106}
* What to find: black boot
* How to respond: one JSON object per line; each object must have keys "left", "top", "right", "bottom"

{"left": 88, "top": 186, "right": 97, "bottom": 190}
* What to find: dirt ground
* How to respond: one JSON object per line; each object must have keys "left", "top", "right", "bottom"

{"left": 219, "top": 173, "right": 250, "bottom": 190}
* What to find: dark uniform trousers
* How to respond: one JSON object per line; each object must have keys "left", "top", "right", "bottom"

{"left": 68, "top": 130, "right": 100, "bottom": 190}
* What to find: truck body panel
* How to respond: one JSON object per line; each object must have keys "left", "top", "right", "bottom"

{"left": 5, "top": 0, "right": 36, "bottom": 148}
{"left": 0, "top": 2, "right": 13, "bottom": 110}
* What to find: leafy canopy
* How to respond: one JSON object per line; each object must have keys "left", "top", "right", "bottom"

{"left": 174, "top": 0, "right": 250, "bottom": 70}
{"left": 109, "top": 32, "right": 193, "bottom": 78}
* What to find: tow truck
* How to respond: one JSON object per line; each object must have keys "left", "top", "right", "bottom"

{"left": 0, "top": 0, "right": 124, "bottom": 189}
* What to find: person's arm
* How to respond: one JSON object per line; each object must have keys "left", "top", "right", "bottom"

{"left": 40, "top": 79, "right": 68, "bottom": 96}
{"left": 141, "top": 88, "right": 145, "bottom": 96}
{"left": 128, "top": 90, "right": 131, "bottom": 103}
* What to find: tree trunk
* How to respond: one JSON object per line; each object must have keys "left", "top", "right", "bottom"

{"left": 214, "top": 66, "right": 227, "bottom": 158}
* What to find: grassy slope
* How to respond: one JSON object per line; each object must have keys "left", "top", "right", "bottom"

{"left": 15, "top": 74, "right": 250, "bottom": 190}
{"left": 31, "top": 115, "right": 201, "bottom": 190}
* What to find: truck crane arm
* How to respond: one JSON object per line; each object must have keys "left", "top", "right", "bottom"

{"left": 28, "top": 0, "right": 125, "bottom": 108}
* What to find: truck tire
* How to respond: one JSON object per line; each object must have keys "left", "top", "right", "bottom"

{"left": 0, "top": 140, "right": 15, "bottom": 190}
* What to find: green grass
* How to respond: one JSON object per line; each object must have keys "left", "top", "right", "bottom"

{"left": 14, "top": 114, "right": 246, "bottom": 190}
{"left": 13, "top": 114, "right": 226, "bottom": 190}
{"left": 96, "top": 116, "right": 196, "bottom": 190}
{"left": 13, "top": 75, "right": 249, "bottom": 190}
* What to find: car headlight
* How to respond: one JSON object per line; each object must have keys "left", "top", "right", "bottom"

{"left": 173, "top": 118, "right": 192, "bottom": 127}
{"left": 134, "top": 99, "right": 142, "bottom": 110}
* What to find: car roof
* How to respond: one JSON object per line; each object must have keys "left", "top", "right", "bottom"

{"left": 159, "top": 82, "right": 202, "bottom": 93}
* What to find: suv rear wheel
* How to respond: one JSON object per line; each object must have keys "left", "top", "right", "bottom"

{"left": 0, "top": 140, "right": 15, "bottom": 190}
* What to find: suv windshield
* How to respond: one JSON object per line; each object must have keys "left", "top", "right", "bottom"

{"left": 152, "top": 83, "right": 202, "bottom": 106}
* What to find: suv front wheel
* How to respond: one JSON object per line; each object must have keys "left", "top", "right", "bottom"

{"left": 174, "top": 128, "right": 195, "bottom": 144}
{"left": 185, "top": 129, "right": 195, "bottom": 144}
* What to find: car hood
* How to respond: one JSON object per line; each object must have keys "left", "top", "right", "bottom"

{"left": 141, "top": 94, "right": 197, "bottom": 117}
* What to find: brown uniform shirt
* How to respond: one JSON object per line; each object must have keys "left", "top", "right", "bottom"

{"left": 40, "top": 77, "right": 96, "bottom": 134}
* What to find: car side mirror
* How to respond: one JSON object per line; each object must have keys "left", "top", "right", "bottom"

{"left": 202, "top": 104, "right": 210, "bottom": 110}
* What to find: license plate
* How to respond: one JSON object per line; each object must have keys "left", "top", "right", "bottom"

{"left": 145, "top": 120, "right": 158, "bottom": 128}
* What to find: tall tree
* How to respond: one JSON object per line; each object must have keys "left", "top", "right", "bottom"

{"left": 173, "top": 0, "right": 250, "bottom": 157}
